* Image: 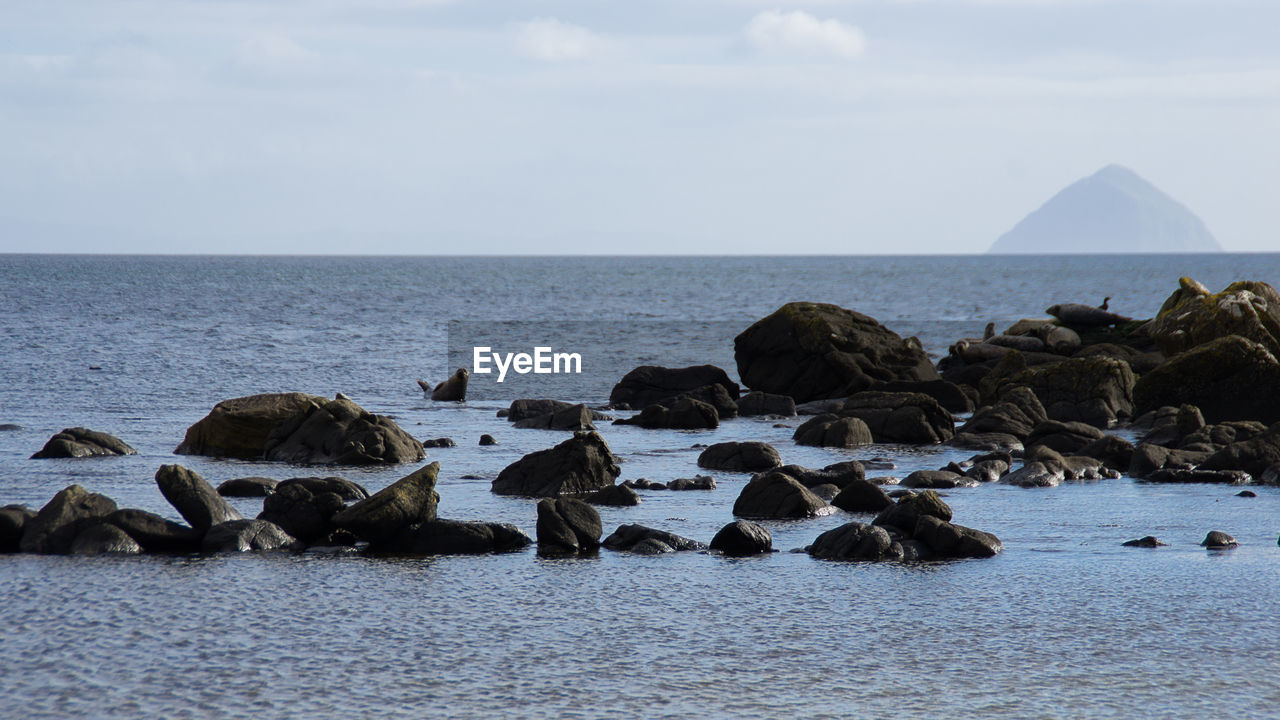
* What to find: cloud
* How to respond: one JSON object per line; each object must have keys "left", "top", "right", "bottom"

{"left": 515, "top": 18, "right": 613, "bottom": 62}
{"left": 744, "top": 10, "right": 868, "bottom": 60}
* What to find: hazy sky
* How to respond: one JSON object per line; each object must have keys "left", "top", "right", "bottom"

{"left": 2, "top": 0, "right": 1277, "bottom": 254}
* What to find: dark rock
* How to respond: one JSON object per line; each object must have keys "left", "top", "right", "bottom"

{"left": 869, "top": 379, "right": 974, "bottom": 413}
{"left": 70, "top": 524, "right": 142, "bottom": 555}
{"left": 276, "top": 476, "right": 368, "bottom": 502}
{"left": 1201, "top": 530, "right": 1239, "bottom": 549}
{"left": 965, "top": 458, "right": 1011, "bottom": 483}
{"left": 1001, "top": 461, "right": 1064, "bottom": 488}
{"left": 30, "top": 427, "right": 137, "bottom": 459}
{"left": 1128, "top": 443, "right": 1212, "bottom": 478}
{"left": 331, "top": 462, "right": 440, "bottom": 544}
{"left": 216, "top": 477, "right": 278, "bottom": 497}
{"left": 609, "top": 365, "right": 740, "bottom": 408}
{"left": 795, "top": 398, "right": 847, "bottom": 415}
{"left": 1199, "top": 422, "right": 1280, "bottom": 476}
{"left": 732, "top": 470, "right": 831, "bottom": 519}
{"left": 948, "top": 432, "right": 1023, "bottom": 453}
{"left": 581, "top": 484, "right": 641, "bottom": 507}
{"left": 155, "top": 464, "right": 243, "bottom": 532}
{"left": 21, "top": 486, "right": 116, "bottom": 554}
{"left": 262, "top": 396, "right": 425, "bottom": 465}
{"left": 622, "top": 478, "right": 667, "bottom": 491}
{"left": 422, "top": 437, "right": 456, "bottom": 448}
{"left": 809, "top": 483, "right": 841, "bottom": 502}
{"left": 431, "top": 368, "right": 469, "bottom": 401}
{"left": 831, "top": 479, "right": 894, "bottom": 513}
{"left": 772, "top": 462, "right": 866, "bottom": 489}
{"left": 793, "top": 414, "right": 873, "bottom": 448}
{"left": 492, "top": 431, "right": 621, "bottom": 497}
{"left": 479, "top": 434, "right": 498, "bottom": 446}
{"left": 1144, "top": 469, "right": 1253, "bottom": 485}
{"left": 669, "top": 384, "right": 739, "bottom": 419}
{"left": 958, "top": 385, "right": 1047, "bottom": 440}
{"left": 1134, "top": 335, "right": 1280, "bottom": 424}
{"left": 913, "top": 515, "right": 1003, "bottom": 558}
{"left": 734, "top": 302, "right": 939, "bottom": 403}
{"left": 1237, "top": 490, "right": 1257, "bottom": 497}
{"left": 737, "top": 391, "right": 797, "bottom": 417}
{"left": 696, "top": 441, "right": 782, "bottom": 472}
{"left": 175, "top": 392, "right": 325, "bottom": 459}
{"left": 667, "top": 475, "right": 716, "bottom": 491}
{"left": 615, "top": 397, "right": 719, "bottom": 430}
{"left": 1150, "top": 277, "right": 1280, "bottom": 357}
{"left": 104, "top": 509, "right": 202, "bottom": 553}
{"left": 1005, "top": 356, "right": 1136, "bottom": 427}
{"left": 602, "top": 524, "right": 706, "bottom": 553}
{"left": 806, "top": 522, "right": 898, "bottom": 561}
{"left": 377, "top": 520, "right": 532, "bottom": 555}
{"left": 898, "top": 539, "right": 935, "bottom": 561}
{"left": 1077, "top": 435, "right": 1135, "bottom": 471}
{"left": 837, "top": 391, "right": 954, "bottom": 444}
{"left": 1122, "top": 535, "right": 1167, "bottom": 548}
{"left": 507, "top": 399, "right": 610, "bottom": 423}
{"left": 536, "top": 498, "right": 603, "bottom": 552}
{"left": 900, "top": 470, "right": 967, "bottom": 489}
{"left": 258, "top": 483, "right": 346, "bottom": 544}
{"left": 872, "top": 489, "right": 952, "bottom": 533}
{"left": 1025, "top": 420, "right": 1105, "bottom": 455}
{"left": 202, "top": 519, "right": 304, "bottom": 552}
{"left": 0, "top": 505, "right": 35, "bottom": 553}
{"left": 709, "top": 520, "right": 773, "bottom": 555}
{"left": 513, "top": 403, "right": 596, "bottom": 431}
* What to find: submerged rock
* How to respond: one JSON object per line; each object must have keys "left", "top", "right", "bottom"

{"left": 696, "top": 441, "right": 782, "bottom": 472}
{"left": 376, "top": 520, "right": 531, "bottom": 555}
{"left": 1122, "top": 535, "right": 1167, "bottom": 548}
{"left": 30, "top": 427, "right": 136, "bottom": 459}
{"left": 491, "top": 432, "right": 621, "bottom": 497}
{"left": 602, "top": 524, "right": 706, "bottom": 554}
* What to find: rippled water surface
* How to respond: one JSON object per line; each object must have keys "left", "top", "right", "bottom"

{"left": 3, "top": 254, "right": 1280, "bottom": 719}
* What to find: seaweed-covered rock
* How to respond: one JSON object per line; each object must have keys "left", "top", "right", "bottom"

{"left": 1007, "top": 356, "right": 1135, "bottom": 427}
{"left": 176, "top": 392, "right": 324, "bottom": 459}
{"left": 492, "top": 432, "right": 621, "bottom": 497}
{"left": 535, "top": 498, "right": 602, "bottom": 552}
{"left": 1133, "top": 336, "right": 1280, "bottom": 424}
{"left": 793, "top": 414, "right": 873, "bottom": 448}
{"left": 806, "top": 522, "right": 898, "bottom": 561}
{"left": 202, "top": 519, "right": 304, "bottom": 553}
{"left": 263, "top": 396, "right": 425, "bottom": 465}
{"left": 1150, "top": 277, "right": 1280, "bottom": 357}
{"left": 609, "top": 365, "right": 740, "bottom": 408}
{"left": 70, "top": 524, "right": 142, "bottom": 555}
{"left": 733, "top": 470, "right": 831, "bottom": 519}
{"left": 709, "top": 520, "right": 773, "bottom": 556}
{"left": 736, "top": 391, "right": 797, "bottom": 417}
{"left": 30, "top": 427, "right": 136, "bottom": 459}
{"left": 837, "top": 391, "right": 954, "bottom": 444}
{"left": 734, "top": 302, "right": 938, "bottom": 403}
{"left": 331, "top": 462, "right": 440, "bottom": 544}
{"left": 602, "top": 524, "right": 706, "bottom": 554}
{"left": 696, "top": 441, "right": 782, "bottom": 472}
{"left": 19, "top": 486, "right": 118, "bottom": 554}
{"left": 155, "top": 464, "right": 243, "bottom": 532}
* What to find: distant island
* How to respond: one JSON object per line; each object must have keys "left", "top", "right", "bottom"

{"left": 989, "top": 164, "right": 1222, "bottom": 254}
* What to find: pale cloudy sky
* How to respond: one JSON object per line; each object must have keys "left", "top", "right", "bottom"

{"left": 1, "top": 0, "right": 1277, "bottom": 254}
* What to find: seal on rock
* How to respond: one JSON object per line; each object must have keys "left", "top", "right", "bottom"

{"left": 1046, "top": 303, "right": 1132, "bottom": 326}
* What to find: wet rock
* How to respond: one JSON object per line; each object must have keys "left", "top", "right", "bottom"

{"left": 696, "top": 441, "right": 782, "bottom": 472}
{"left": 1025, "top": 420, "right": 1105, "bottom": 455}
{"left": 964, "top": 456, "right": 1011, "bottom": 483}
{"left": 1237, "top": 490, "right": 1257, "bottom": 497}
{"left": 734, "top": 302, "right": 938, "bottom": 403}
{"left": 668, "top": 384, "right": 739, "bottom": 419}
{"left": 602, "top": 524, "right": 706, "bottom": 553}
{"left": 773, "top": 462, "right": 866, "bottom": 489}
{"left": 507, "top": 399, "right": 610, "bottom": 423}
{"left": 1144, "top": 469, "right": 1253, "bottom": 485}
{"left": 513, "top": 403, "right": 596, "bottom": 431}
{"left": 422, "top": 437, "right": 456, "bottom": 448}
{"left": 0, "top": 505, "right": 35, "bottom": 553}
{"left": 900, "top": 470, "right": 967, "bottom": 489}
{"left": 1133, "top": 335, "right": 1280, "bottom": 425}
{"left": 202, "top": 519, "right": 304, "bottom": 553}
{"left": 262, "top": 396, "right": 425, "bottom": 465}
{"left": 1150, "top": 277, "right": 1280, "bottom": 357}
{"left": 872, "top": 489, "right": 952, "bottom": 533}
{"left": 948, "top": 432, "right": 1024, "bottom": 453}
{"left": 30, "top": 427, "right": 137, "bottom": 459}
{"left": 709, "top": 520, "right": 773, "bottom": 556}
{"left": 536, "top": 498, "right": 602, "bottom": 552}
{"left": 667, "top": 475, "right": 716, "bottom": 491}
{"left": 732, "top": 470, "right": 832, "bottom": 519}
{"left": 479, "top": 434, "right": 498, "bottom": 446}
{"left": 103, "top": 509, "right": 202, "bottom": 553}
{"left": 1077, "top": 435, "right": 1135, "bottom": 472}
{"left": 1127, "top": 443, "right": 1213, "bottom": 478}
{"left": 1004, "top": 356, "right": 1136, "bottom": 428}
{"left": 155, "top": 464, "right": 243, "bottom": 532}
{"left": 837, "top": 391, "right": 954, "bottom": 444}
{"left": 795, "top": 398, "right": 847, "bottom": 415}
{"left": 176, "top": 392, "right": 325, "bottom": 459}
{"left": 809, "top": 483, "right": 841, "bottom": 502}
{"left": 1198, "top": 422, "right": 1280, "bottom": 477}
{"left": 581, "top": 484, "right": 641, "bottom": 507}
{"left": 258, "top": 483, "right": 346, "bottom": 544}
{"left": 1122, "top": 536, "right": 1167, "bottom": 548}
{"left": 331, "top": 462, "right": 440, "bottom": 544}
{"left": 431, "top": 368, "right": 469, "bottom": 401}
{"left": 216, "top": 477, "right": 278, "bottom": 498}
{"left": 1001, "top": 461, "right": 1064, "bottom": 488}
{"left": 18, "top": 486, "right": 118, "bottom": 554}
{"left": 958, "top": 385, "right": 1047, "bottom": 440}
{"left": 737, "top": 391, "right": 797, "bottom": 417}
{"left": 609, "top": 365, "right": 740, "bottom": 409}
{"left": 869, "top": 379, "right": 974, "bottom": 414}
{"left": 1200, "top": 530, "right": 1239, "bottom": 549}
{"left": 615, "top": 397, "right": 719, "bottom": 430}
{"left": 377, "top": 520, "right": 531, "bottom": 555}
{"left": 70, "top": 524, "right": 142, "bottom": 555}
{"left": 276, "top": 476, "right": 368, "bottom": 502}
{"left": 830, "top": 479, "right": 894, "bottom": 513}
{"left": 793, "top": 414, "right": 873, "bottom": 448}
{"left": 622, "top": 478, "right": 667, "bottom": 491}
{"left": 913, "top": 515, "right": 1003, "bottom": 558}
{"left": 492, "top": 431, "right": 621, "bottom": 497}
{"left": 805, "top": 522, "right": 898, "bottom": 561}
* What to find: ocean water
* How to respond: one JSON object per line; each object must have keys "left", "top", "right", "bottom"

{"left": 2, "top": 254, "right": 1279, "bottom": 719}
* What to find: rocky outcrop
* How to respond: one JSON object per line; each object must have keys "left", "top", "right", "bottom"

{"left": 1150, "top": 278, "right": 1280, "bottom": 357}
{"left": 696, "top": 441, "right": 782, "bottom": 472}
{"left": 0, "top": 505, "right": 35, "bottom": 553}
{"left": 375, "top": 520, "right": 532, "bottom": 555}
{"left": 709, "top": 520, "right": 773, "bottom": 555}
{"left": 19, "top": 485, "right": 118, "bottom": 554}
{"left": 216, "top": 477, "right": 278, "bottom": 497}
{"left": 830, "top": 479, "right": 893, "bottom": 513}
{"left": 258, "top": 482, "right": 347, "bottom": 544}
{"left": 431, "top": 368, "right": 469, "bottom": 401}
{"left": 263, "top": 396, "right": 425, "bottom": 465}
{"left": 1007, "top": 356, "right": 1135, "bottom": 427}
{"left": 956, "top": 385, "right": 1047, "bottom": 440}
{"left": 155, "top": 465, "right": 243, "bottom": 532}
{"left": 535, "top": 498, "right": 602, "bottom": 553}
{"left": 793, "top": 414, "right": 873, "bottom": 448}
{"left": 175, "top": 392, "right": 324, "bottom": 459}
{"left": 1133, "top": 336, "right": 1280, "bottom": 424}
{"left": 104, "top": 509, "right": 202, "bottom": 553}
{"left": 615, "top": 397, "right": 719, "bottom": 430}
{"left": 30, "top": 427, "right": 136, "bottom": 459}
{"left": 513, "top": 403, "right": 596, "bottom": 431}
{"left": 491, "top": 432, "right": 621, "bottom": 497}
{"left": 732, "top": 470, "right": 832, "bottom": 519}
{"left": 609, "top": 365, "right": 740, "bottom": 409}
{"left": 736, "top": 391, "right": 797, "bottom": 417}
{"left": 331, "top": 462, "right": 440, "bottom": 544}
{"left": 202, "top": 519, "right": 304, "bottom": 553}
{"left": 734, "top": 302, "right": 938, "bottom": 403}
{"left": 837, "top": 391, "right": 954, "bottom": 444}
{"left": 1199, "top": 422, "right": 1280, "bottom": 477}
{"left": 602, "top": 524, "right": 706, "bottom": 554}
{"left": 806, "top": 522, "right": 898, "bottom": 561}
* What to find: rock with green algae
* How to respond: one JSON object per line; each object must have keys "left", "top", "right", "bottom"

{"left": 985, "top": 355, "right": 1135, "bottom": 428}
{"left": 1133, "top": 335, "right": 1280, "bottom": 424}
{"left": 1150, "top": 277, "right": 1280, "bottom": 357}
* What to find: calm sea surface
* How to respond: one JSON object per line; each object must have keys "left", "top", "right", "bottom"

{"left": 2, "top": 254, "right": 1279, "bottom": 719}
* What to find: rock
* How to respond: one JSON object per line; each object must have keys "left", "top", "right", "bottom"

{"left": 609, "top": 365, "right": 740, "bottom": 408}
{"left": 581, "top": 484, "right": 641, "bottom": 507}
{"left": 1237, "top": 490, "right": 1257, "bottom": 497}
{"left": 202, "top": 519, "right": 304, "bottom": 553}
{"left": 900, "top": 470, "right": 967, "bottom": 489}
{"left": 274, "top": 476, "right": 368, "bottom": 502}
{"left": 103, "top": 509, "right": 202, "bottom": 553}
{"left": 0, "top": 505, "right": 35, "bottom": 553}
{"left": 737, "top": 391, "right": 797, "bottom": 417}
{"left": 868, "top": 379, "right": 975, "bottom": 414}
{"left": 734, "top": 302, "right": 939, "bottom": 403}
{"left": 623, "top": 478, "right": 667, "bottom": 491}
{"left": 1076, "top": 435, "right": 1135, "bottom": 471}
{"left": 1180, "top": 421, "right": 1269, "bottom": 452}
{"left": 431, "top": 368, "right": 469, "bottom": 401}
{"left": 263, "top": 396, "right": 425, "bottom": 465}
{"left": 217, "top": 477, "right": 279, "bottom": 498}
{"left": 1199, "top": 422, "right": 1280, "bottom": 476}
{"left": 1006, "top": 356, "right": 1136, "bottom": 428}
{"left": 507, "top": 399, "right": 601, "bottom": 422}
{"left": 805, "top": 522, "right": 898, "bottom": 561}
{"left": 1144, "top": 469, "right": 1253, "bottom": 485}
{"left": 376, "top": 520, "right": 532, "bottom": 555}
{"left": 773, "top": 462, "right": 866, "bottom": 489}
{"left": 964, "top": 455, "right": 1011, "bottom": 483}
{"left": 155, "top": 464, "right": 243, "bottom": 532}
{"left": 536, "top": 498, "right": 603, "bottom": 552}
{"left": 1128, "top": 443, "right": 1213, "bottom": 478}
{"left": 872, "top": 489, "right": 952, "bottom": 533}
{"left": 602, "top": 524, "right": 706, "bottom": 553}
{"left": 696, "top": 441, "right": 782, "bottom": 472}
{"left": 733, "top": 470, "right": 831, "bottom": 519}
{"left": 830, "top": 479, "right": 894, "bottom": 513}
{"left": 175, "top": 392, "right": 325, "bottom": 459}
{"left": 667, "top": 476, "right": 716, "bottom": 491}
{"left": 669, "top": 384, "right": 739, "bottom": 419}
{"left": 793, "top": 414, "right": 873, "bottom": 448}
{"left": 1150, "top": 278, "right": 1280, "bottom": 357}
{"left": 837, "top": 391, "right": 954, "bottom": 444}
{"left": 30, "top": 427, "right": 137, "bottom": 459}
{"left": 1122, "top": 536, "right": 1167, "bottom": 548}
{"left": 958, "top": 385, "right": 1048, "bottom": 440}
{"left": 512, "top": 403, "right": 596, "bottom": 431}
{"left": 422, "top": 437, "right": 456, "bottom": 448}
{"left": 258, "top": 483, "right": 347, "bottom": 544}
{"left": 615, "top": 397, "right": 719, "bottom": 430}
{"left": 1133, "top": 335, "right": 1280, "bottom": 424}
{"left": 809, "top": 483, "right": 841, "bottom": 502}
{"left": 795, "top": 398, "right": 847, "bottom": 415}
{"left": 19, "top": 485, "right": 118, "bottom": 554}
{"left": 948, "top": 432, "right": 1023, "bottom": 453}
{"left": 479, "top": 434, "right": 498, "bottom": 446}
{"left": 1025, "top": 420, "right": 1105, "bottom": 455}
{"left": 1001, "top": 461, "right": 1064, "bottom": 488}
{"left": 709, "top": 520, "right": 773, "bottom": 556}
{"left": 1200, "top": 530, "right": 1239, "bottom": 549}
{"left": 492, "top": 431, "right": 621, "bottom": 497}
{"left": 331, "top": 462, "right": 440, "bottom": 544}
{"left": 70, "top": 524, "right": 142, "bottom": 555}
{"left": 913, "top": 515, "right": 1003, "bottom": 558}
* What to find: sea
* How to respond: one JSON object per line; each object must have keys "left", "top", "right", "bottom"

{"left": 1, "top": 254, "right": 1278, "bottom": 719}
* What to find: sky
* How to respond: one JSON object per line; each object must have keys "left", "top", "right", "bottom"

{"left": 1, "top": 0, "right": 1277, "bottom": 254}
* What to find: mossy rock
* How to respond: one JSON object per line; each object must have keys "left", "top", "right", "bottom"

{"left": 1133, "top": 335, "right": 1280, "bottom": 424}
{"left": 1150, "top": 277, "right": 1280, "bottom": 357}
